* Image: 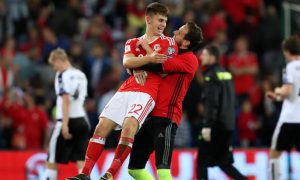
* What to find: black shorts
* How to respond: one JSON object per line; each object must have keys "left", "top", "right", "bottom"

{"left": 128, "top": 116, "right": 177, "bottom": 169}
{"left": 271, "top": 122, "right": 300, "bottom": 151}
{"left": 47, "top": 117, "right": 90, "bottom": 164}
{"left": 197, "top": 124, "right": 234, "bottom": 167}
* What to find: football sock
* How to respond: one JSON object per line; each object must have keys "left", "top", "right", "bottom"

{"left": 107, "top": 137, "right": 134, "bottom": 176}
{"left": 43, "top": 168, "right": 57, "bottom": 180}
{"left": 269, "top": 158, "right": 280, "bottom": 180}
{"left": 157, "top": 169, "right": 172, "bottom": 180}
{"left": 81, "top": 135, "right": 106, "bottom": 175}
{"left": 128, "top": 168, "right": 154, "bottom": 180}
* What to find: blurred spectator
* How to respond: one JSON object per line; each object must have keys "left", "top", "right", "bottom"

{"left": 69, "top": 39, "right": 87, "bottom": 70}
{"left": 0, "top": 88, "right": 24, "bottom": 149}
{"left": 221, "top": 0, "right": 261, "bottom": 25}
{"left": 211, "top": 29, "right": 229, "bottom": 68}
{"left": 14, "top": 91, "right": 49, "bottom": 150}
{"left": 86, "top": 42, "right": 112, "bottom": 97}
{"left": 0, "top": 0, "right": 14, "bottom": 45}
{"left": 228, "top": 36, "right": 259, "bottom": 106}
{"left": 237, "top": 99, "right": 261, "bottom": 147}
{"left": 202, "top": 5, "right": 227, "bottom": 42}
{"left": 42, "top": 27, "right": 70, "bottom": 63}
{"left": 258, "top": 5, "right": 283, "bottom": 81}
{"left": 236, "top": 6, "right": 259, "bottom": 50}
{"left": 95, "top": 0, "right": 116, "bottom": 20}
{"left": 0, "top": 54, "right": 15, "bottom": 96}
{"left": 36, "top": 6, "right": 51, "bottom": 30}
{"left": 127, "top": 0, "right": 146, "bottom": 30}
{"left": 187, "top": 0, "right": 206, "bottom": 26}
{"left": 19, "top": 26, "right": 44, "bottom": 57}
{"left": 5, "top": 0, "right": 30, "bottom": 40}
{"left": 47, "top": 0, "right": 83, "bottom": 38}
{"left": 83, "top": 15, "right": 114, "bottom": 49}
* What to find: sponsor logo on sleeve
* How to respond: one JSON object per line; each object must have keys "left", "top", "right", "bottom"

{"left": 125, "top": 45, "right": 131, "bottom": 52}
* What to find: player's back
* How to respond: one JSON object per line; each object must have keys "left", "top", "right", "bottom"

{"left": 118, "top": 35, "right": 178, "bottom": 100}
{"left": 279, "top": 60, "right": 300, "bottom": 123}
{"left": 151, "top": 51, "right": 198, "bottom": 125}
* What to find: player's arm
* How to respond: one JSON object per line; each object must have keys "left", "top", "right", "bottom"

{"left": 123, "top": 53, "right": 167, "bottom": 69}
{"left": 61, "top": 93, "right": 72, "bottom": 139}
{"left": 266, "top": 84, "right": 292, "bottom": 101}
{"left": 140, "top": 55, "right": 196, "bottom": 73}
{"left": 266, "top": 64, "right": 293, "bottom": 101}
{"left": 59, "top": 73, "right": 75, "bottom": 140}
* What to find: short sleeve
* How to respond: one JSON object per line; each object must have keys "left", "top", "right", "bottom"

{"left": 124, "top": 39, "right": 137, "bottom": 55}
{"left": 58, "top": 72, "right": 77, "bottom": 96}
{"left": 283, "top": 63, "right": 294, "bottom": 84}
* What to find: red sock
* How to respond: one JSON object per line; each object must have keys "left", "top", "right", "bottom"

{"left": 81, "top": 135, "right": 106, "bottom": 176}
{"left": 107, "top": 137, "right": 134, "bottom": 176}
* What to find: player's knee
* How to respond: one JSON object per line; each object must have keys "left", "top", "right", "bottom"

{"left": 46, "top": 162, "right": 57, "bottom": 169}
{"left": 128, "top": 169, "right": 154, "bottom": 180}
{"left": 157, "top": 169, "right": 172, "bottom": 180}
{"left": 122, "top": 118, "right": 139, "bottom": 134}
{"left": 94, "top": 117, "right": 115, "bottom": 136}
{"left": 269, "top": 149, "right": 281, "bottom": 159}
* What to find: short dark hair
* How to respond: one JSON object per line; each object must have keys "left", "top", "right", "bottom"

{"left": 184, "top": 22, "right": 203, "bottom": 51}
{"left": 282, "top": 36, "right": 300, "bottom": 55}
{"left": 204, "top": 45, "right": 220, "bottom": 64}
{"left": 145, "top": 2, "right": 169, "bottom": 17}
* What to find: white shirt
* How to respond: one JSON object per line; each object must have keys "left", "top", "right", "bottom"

{"left": 278, "top": 60, "right": 300, "bottom": 123}
{"left": 54, "top": 68, "right": 87, "bottom": 119}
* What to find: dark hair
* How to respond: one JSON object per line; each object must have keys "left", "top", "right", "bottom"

{"left": 184, "top": 22, "right": 203, "bottom": 51}
{"left": 282, "top": 36, "right": 300, "bottom": 55}
{"left": 145, "top": 2, "right": 169, "bottom": 17}
{"left": 204, "top": 45, "right": 220, "bottom": 64}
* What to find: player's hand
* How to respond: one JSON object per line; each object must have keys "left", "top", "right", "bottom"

{"left": 137, "top": 38, "right": 148, "bottom": 48}
{"left": 133, "top": 69, "right": 147, "bottom": 86}
{"left": 62, "top": 124, "right": 72, "bottom": 140}
{"left": 274, "top": 87, "right": 281, "bottom": 95}
{"left": 201, "top": 128, "right": 211, "bottom": 142}
{"left": 149, "top": 51, "right": 167, "bottom": 64}
{"left": 137, "top": 38, "right": 153, "bottom": 54}
{"left": 265, "top": 91, "right": 277, "bottom": 101}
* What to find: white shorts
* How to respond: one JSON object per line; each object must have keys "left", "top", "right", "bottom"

{"left": 100, "top": 92, "right": 155, "bottom": 130}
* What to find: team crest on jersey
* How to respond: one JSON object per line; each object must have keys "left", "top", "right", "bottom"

{"left": 154, "top": 44, "right": 161, "bottom": 51}
{"left": 167, "top": 47, "right": 175, "bottom": 55}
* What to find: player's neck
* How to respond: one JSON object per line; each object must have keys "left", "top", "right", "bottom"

{"left": 289, "top": 56, "right": 300, "bottom": 62}
{"left": 144, "top": 30, "right": 159, "bottom": 42}
{"left": 60, "top": 63, "right": 72, "bottom": 72}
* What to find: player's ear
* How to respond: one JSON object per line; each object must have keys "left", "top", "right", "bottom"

{"left": 182, "top": 40, "right": 190, "bottom": 47}
{"left": 145, "top": 15, "right": 151, "bottom": 25}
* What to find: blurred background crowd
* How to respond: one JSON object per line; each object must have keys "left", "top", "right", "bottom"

{"left": 0, "top": 0, "right": 294, "bottom": 150}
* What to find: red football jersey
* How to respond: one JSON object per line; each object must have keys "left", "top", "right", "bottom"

{"left": 118, "top": 35, "right": 178, "bottom": 100}
{"left": 151, "top": 51, "right": 199, "bottom": 125}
